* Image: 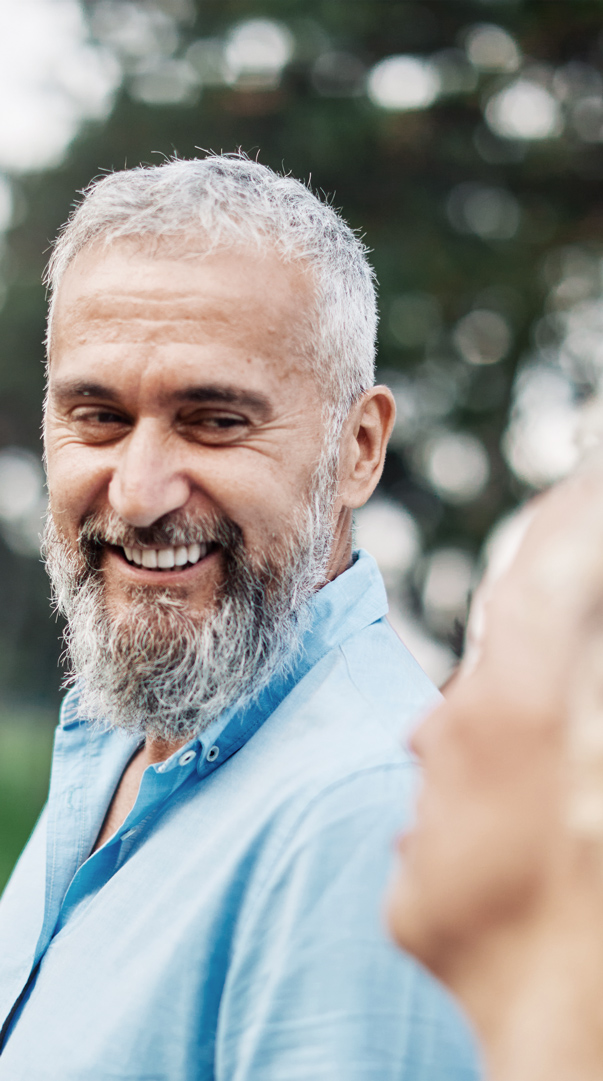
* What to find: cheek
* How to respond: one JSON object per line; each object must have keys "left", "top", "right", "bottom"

{"left": 214, "top": 460, "right": 315, "bottom": 545}
{"left": 439, "top": 731, "right": 559, "bottom": 879}
{"left": 47, "top": 447, "right": 127, "bottom": 558}
{"left": 46, "top": 450, "right": 103, "bottom": 534}
{"left": 214, "top": 465, "right": 290, "bottom": 523}
{"left": 388, "top": 749, "right": 561, "bottom": 961}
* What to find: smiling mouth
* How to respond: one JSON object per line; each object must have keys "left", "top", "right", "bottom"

{"left": 117, "top": 541, "right": 218, "bottom": 571}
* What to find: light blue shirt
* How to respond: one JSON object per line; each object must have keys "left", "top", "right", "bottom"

{"left": 0, "top": 551, "right": 479, "bottom": 1080}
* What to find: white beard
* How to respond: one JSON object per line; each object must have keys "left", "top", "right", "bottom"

{"left": 42, "top": 472, "right": 336, "bottom": 742}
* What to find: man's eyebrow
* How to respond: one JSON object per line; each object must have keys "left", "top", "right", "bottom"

{"left": 50, "top": 380, "right": 120, "bottom": 404}
{"left": 49, "top": 379, "right": 272, "bottom": 418}
{"left": 172, "top": 385, "right": 272, "bottom": 417}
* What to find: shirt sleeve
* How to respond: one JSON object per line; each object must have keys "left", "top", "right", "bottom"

{"left": 215, "top": 766, "right": 480, "bottom": 1081}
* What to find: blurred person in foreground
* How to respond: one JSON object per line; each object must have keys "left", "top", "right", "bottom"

{"left": 388, "top": 456, "right": 603, "bottom": 1081}
{"left": 0, "top": 155, "right": 478, "bottom": 1080}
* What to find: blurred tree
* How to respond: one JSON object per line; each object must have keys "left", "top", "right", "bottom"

{"left": 3, "top": 0, "right": 603, "bottom": 705}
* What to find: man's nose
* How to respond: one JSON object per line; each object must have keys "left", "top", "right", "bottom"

{"left": 107, "top": 422, "right": 191, "bottom": 528}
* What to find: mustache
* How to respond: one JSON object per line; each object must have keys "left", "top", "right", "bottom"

{"left": 77, "top": 508, "right": 243, "bottom": 565}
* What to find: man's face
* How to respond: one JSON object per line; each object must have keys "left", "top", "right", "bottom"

{"left": 44, "top": 240, "right": 336, "bottom": 737}
{"left": 46, "top": 240, "right": 328, "bottom": 617}
{"left": 387, "top": 478, "right": 603, "bottom": 986}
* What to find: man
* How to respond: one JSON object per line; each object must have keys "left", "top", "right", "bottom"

{"left": 0, "top": 154, "right": 478, "bottom": 1079}
{"left": 387, "top": 459, "right": 603, "bottom": 1081}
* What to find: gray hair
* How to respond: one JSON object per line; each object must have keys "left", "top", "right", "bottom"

{"left": 45, "top": 153, "right": 377, "bottom": 435}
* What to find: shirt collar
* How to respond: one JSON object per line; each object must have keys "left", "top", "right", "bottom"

{"left": 58, "top": 549, "right": 388, "bottom": 777}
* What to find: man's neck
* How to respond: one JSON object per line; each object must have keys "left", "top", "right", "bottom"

{"left": 145, "top": 734, "right": 189, "bottom": 763}
{"left": 325, "top": 509, "right": 353, "bottom": 582}
{"left": 93, "top": 735, "right": 188, "bottom": 852}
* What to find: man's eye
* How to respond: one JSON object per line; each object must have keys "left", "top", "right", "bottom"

{"left": 186, "top": 413, "right": 247, "bottom": 431}
{"left": 205, "top": 416, "right": 244, "bottom": 428}
{"left": 92, "top": 411, "right": 127, "bottom": 425}
{"left": 72, "top": 408, "right": 129, "bottom": 431}
{"left": 180, "top": 412, "right": 249, "bottom": 444}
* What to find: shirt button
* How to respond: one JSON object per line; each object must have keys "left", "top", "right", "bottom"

{"left": 207, "top": 745, "right": 220, "bottom": 762}
{"left": 179, "top": 749, "right": 196, "bottom": 766}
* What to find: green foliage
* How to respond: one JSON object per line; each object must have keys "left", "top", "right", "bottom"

{"left": 0, "top": 712, "right": 54, "bottom": 890}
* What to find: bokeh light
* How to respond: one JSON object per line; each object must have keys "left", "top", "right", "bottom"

{"left": 130, "top": 58, "right": 198, "bottom": 104}
{"left": 0, "top": 178, "right": 14, "bottom": 233}
{"left": 571, "top": 97, "right": 603, "bottom": 143}
{"left": 0, "top": 448, "right": 42, "bottom": 521}
{"left": 486, "top": 78, "right": 563, "bottom": 140}
{"left": 0, "top": 447, "right": 46, "bottom": 555}
{"left": 557, "top": 299, "right": 603, "bottom": 387}
{"left": 0, "top": 0, "right": 120, "bottom": 172}
{"left": 503, "top": 365, "right": 579, "bottom": 487}
{"left": 186, "top": 38, "right": 231, "bottom": 87}
{"left": 355, "top": 497, "right": 455, "bottom": 685}
{"left": 355, "top": 499, "right": 420, "bottom": 584}
{"left": 387, "top": 365, "right": 462, "bottom": 450}
{"left": 464, "top": 23, "right": 521, "bottom": 73}
{"left": 453, "top": 309, "right": 512, "bottom": 366}
{"left": 446, "top": 182, "right": 521, "bottom": 240}
{"left": 224, "top": 18, "right": 294, "bottom": 89}
{"left": 553, "top": 61, "right": 603, "bottom": 103}
{"left": 91, "top": 1, "right": 179, "bottom": 65}
{"left": 367, "top": 55, "right": 440, "bottom": 111}
{"left": 419, "top": 431, "right": 490, "bottom": 503}
{"left": 422, "top": 547, "right": 475, "bottom": 635}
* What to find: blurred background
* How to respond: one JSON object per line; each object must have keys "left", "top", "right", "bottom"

{"left": 2, "top": 0, "right": 603, "bottom": 886}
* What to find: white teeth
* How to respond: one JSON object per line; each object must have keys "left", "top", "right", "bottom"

{"left": 157, "top": 547, "right": 175, "bottom": 569}
{"left": 174, "top": 545, "right": 188, "bottom": 566}
{"left": 123, "top": 542, "right": 211, "bottom": 569}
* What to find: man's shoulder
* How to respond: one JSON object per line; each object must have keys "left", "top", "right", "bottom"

{"left": 242, "top": 614, "right": 439, "bottom": 795}
{"left": 294, "top": 612, "right": 438, "bottom": 743}
{"left": 222, "top": 619, "right": 428, "bottom": 941}
{"left": 339, "top": 612, "right": 441, "bottom": 726}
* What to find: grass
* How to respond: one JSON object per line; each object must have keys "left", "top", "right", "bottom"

{"left": 0, "top": 709, "right": 55, "bottom": 892}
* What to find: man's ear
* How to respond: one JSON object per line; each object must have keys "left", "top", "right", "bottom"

{"left": 338, "top": 386, "right": 396, "bottom": 509}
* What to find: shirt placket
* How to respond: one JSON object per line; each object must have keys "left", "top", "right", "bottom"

{"left": 53, "top": 741, "right": 204, "bottom": 933}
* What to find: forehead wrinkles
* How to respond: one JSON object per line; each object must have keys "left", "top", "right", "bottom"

{"left": 51, "top": 294, "right": 317, "bottom": 378}
{"left": 53, "top": 290, "right": 301, "bottom": 350}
